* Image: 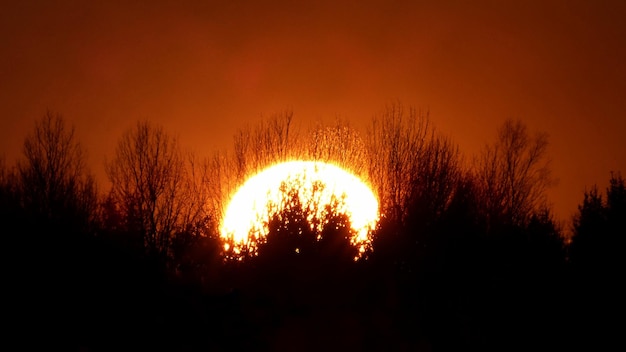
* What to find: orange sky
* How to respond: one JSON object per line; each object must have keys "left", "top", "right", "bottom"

{"left": 1, "top": 0, "right": 625, "bottom": 225}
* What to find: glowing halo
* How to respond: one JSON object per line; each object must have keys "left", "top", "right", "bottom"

{"left": 220, "top": 160, "right": 379, "bottom": 258}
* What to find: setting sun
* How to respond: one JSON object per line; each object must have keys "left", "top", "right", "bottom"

{"left": 220, "top": 161, "right": 379, "bottom": 258}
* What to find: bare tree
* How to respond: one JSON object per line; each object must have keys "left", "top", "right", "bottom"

{"left": 0, "top": 157, "right": 14, "bottom": 195}
{"left": 233, "top": 110, "right": 296, "bottom": 180}
{"left": 408, "top": 133, "right": 463, "bottom": 222}
{"left": 204, "top": 150, "right": 237, "bottom": 227}
{"left": 174, "top": 151, "right": 215, "bottom": 236}
{"left": 106, "top": 121, "right": 186, "bottom": 257}
{"left": 365, "top": 103, "right": 431, "bottom": 224}
{"left": 209, "top": 110, "right": 299, "bottom": 238}
{"left": 0, "top": 157, "right": 20, "bottom": 222}
{"left": 475, "top": 119, "right": 554, "bottom": 228}
{"left": 304, "top": 119, "right": 368, "bottom": 178}
{"left": 17, "top": 111, "right": 97, "bottom": 231}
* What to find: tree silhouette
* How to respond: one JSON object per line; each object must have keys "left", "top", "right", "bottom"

{"left": 2, "top": 106, "right": 591, "bottom": 350}
{"left": 475, "top": 119, "right": 554, "bottom": 229}
{"left": 0, "top": 157, "right": 20, "bottom": 227}
{"left": 106, "top": 121, "right": 187, "bottom": 260}
{"left": 364, "top": 104, "right": 464, "bottom": 284}
{"left": 606, "top": 172, "right": 626, "bottom": 244}
{"left": 366, "top": 103, "right": 431, "bottom": 225}
{"left": 0, "top": 113, "right": 103, "bottom": 350}
{"left": 570, "top": 172, "right": 625, "bottom": 271}
{"left": 16, "top": 111, "right": 98, "bottom": 233}
{"left": 223, "top": 177, "right": 362, "bottom": 264}
{"left": 405, "top": 134, "right": 462, "bottom": 230}
{"left": 305, "top": 119, "right": 369, "bottom": 178}
{"left": 567, "top": 172, "right": 625, "bottom": 349}
{"left": 233, "top": 110, "right": 295, "bottom": 180}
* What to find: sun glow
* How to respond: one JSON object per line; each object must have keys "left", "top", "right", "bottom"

{"left": 220, "top": 161, "right": 379, "bottom": 258}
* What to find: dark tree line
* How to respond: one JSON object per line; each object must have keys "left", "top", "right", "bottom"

{"left": 1, "top": 106, "right": 623, "bottom": 350}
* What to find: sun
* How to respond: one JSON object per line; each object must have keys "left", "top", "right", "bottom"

{"left": 220, "top": 160, "right": 379, "bottom": 258}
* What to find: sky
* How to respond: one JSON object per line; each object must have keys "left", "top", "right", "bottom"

{"left": 1, "top": 0, "right": 625, "bottom": 225}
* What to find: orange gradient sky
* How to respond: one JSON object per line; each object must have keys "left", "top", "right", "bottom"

{"left": 1, "top": 0, "right": 625, "bottom": 225}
